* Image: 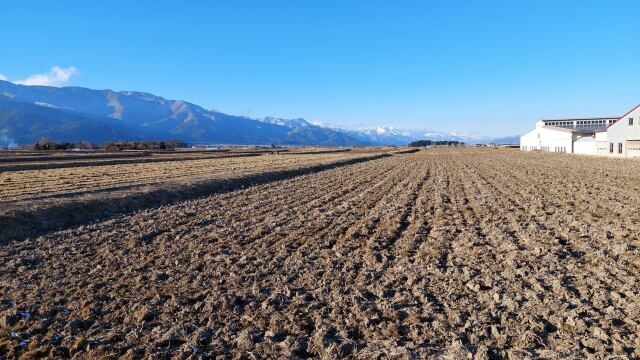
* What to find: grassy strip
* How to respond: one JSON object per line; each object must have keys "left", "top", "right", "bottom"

{"left": 0, "top": 152, "right": 149, "bottom": 163}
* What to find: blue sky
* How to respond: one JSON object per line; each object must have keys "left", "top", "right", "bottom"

{"left": 1, "top": 1, "right": 639, "bottom": 137}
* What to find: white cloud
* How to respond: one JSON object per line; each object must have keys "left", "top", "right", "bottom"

{"left": 13, "top": 66, "right": 78, "bottom": 86}
{"left": 0, "top": 74, "right": 6, "bottom": 81}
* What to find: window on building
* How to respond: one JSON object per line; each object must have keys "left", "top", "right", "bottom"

{"left": 610, "top": 143, "right": 614, "bottom": 153}
{"left": 630, "top": 118, "right": 634, "bottom": 126}
{"left": 619, "top": 143, "right": 623, "bottom": 154}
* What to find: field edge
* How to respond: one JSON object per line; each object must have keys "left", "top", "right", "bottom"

{"left": 0, "top": 153, "right": 393, "bottom": 244}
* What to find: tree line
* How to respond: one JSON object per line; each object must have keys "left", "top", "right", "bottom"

{"left": 31, "top": 139, "right": 186, "bottom": 151}
{"left": 408, "top": 140, "right": 465, "bottom": 147}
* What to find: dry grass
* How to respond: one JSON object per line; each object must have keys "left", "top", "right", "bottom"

{"left": 0, "top": 150, "right": 391, "bottom": 242}
{"left": 0, "top": 152, "right": 385, "bottom": 201}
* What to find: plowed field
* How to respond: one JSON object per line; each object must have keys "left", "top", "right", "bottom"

{"left": 1, "top": 149, "right": 639, "bottom": 358}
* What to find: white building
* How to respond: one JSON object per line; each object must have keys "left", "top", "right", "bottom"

{"left": 520, "top": 118, "right": 617, "bottom": 154}
{"left": 521, "top": 104, "right": 640, "bottom": 158}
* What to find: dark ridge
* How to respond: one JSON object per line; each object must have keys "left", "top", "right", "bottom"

{"left": 0, "top": 152, "right": 262, "bottom": 171}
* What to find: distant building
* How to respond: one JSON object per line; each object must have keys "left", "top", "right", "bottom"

{"left": 519, "top": 105, "right": 640, "bottom": 158}
{"left": 519, "top": 120, "right": 614, "bottom": 154}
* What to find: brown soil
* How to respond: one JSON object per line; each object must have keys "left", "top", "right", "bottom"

{"left": 1, "top": 149, "right": 639, "bottom": 358}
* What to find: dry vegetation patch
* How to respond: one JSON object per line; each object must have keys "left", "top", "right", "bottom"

{"left": 0, "top": 152, "right": 385, "bottom": 202}
{"left": 0, "top": 151, "right": 390, "bottom": 242}
{"left": 1, "top": 149, "right": 639, "bottom": 358}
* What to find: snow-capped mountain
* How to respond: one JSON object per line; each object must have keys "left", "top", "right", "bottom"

{"left": 0, "top": 80, "right": 517, "bottom": 146}
{"left": 333, "top": 125, "right": 515, "bottom": 145}
{"left": 333, "top": 126, "right": 473, "bottom": 145}
{"left": 0, "top": 80, "right": 364, "bottom": 146}
{"left": 337, "top": 126, "right": 415, "bottom": 146}
{"left": 258, "top": 116, "right": 313, "bottom": 128}
{"left": 417, "top": 131, "right": 468, "bottom": 142}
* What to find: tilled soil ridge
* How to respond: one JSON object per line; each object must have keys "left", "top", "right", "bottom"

{"left": 1, "top": 149, "right": 640, "bottom": 358}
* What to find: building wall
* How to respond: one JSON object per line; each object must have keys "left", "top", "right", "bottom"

{"left": 596, "top": 142, "right": 609, "bottom": 155}
{"left": 594, "top": 132, "right": 608, "bottom": 156}
{"left": 606, "top": 105, "right": 640, "bottom": 157}
{"left": 626, "top": 140, "right": 640, "bottom": 158}
{"left": 574, "top": 137, "right": 597, "bottom": 155}
{"left": 595, "top": 132, "right": 608, "bottom": 142}
{"left": 520, "top": 127, "right": 573, "bottom": 153}
{"left": 539, "top": 127, "right": 573, "bottom": 153}
{"left": 520, "top": 128, "right": 540, "bottom": 151}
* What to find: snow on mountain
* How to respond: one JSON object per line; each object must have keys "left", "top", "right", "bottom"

{"left": 258, "top": 116, "right": 313, "bottom": 128}
{"left": 333, "top": 126, "right": 470, "bottom": 145}
{"left": 332, "top": 125, "right": 516, "bottom": 145}
{"left": 0, "top": 80, "right": 516, "bottom": 146}
{"left": 369, "top": 126, "right": 411, "bottom": 137}
{"left": 0, "top": 80, "right": 363, "bottom": 146}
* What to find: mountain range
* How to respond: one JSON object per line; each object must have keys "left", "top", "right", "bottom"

{"left": 0, "top": 80, "right": 517, "bottom": 147}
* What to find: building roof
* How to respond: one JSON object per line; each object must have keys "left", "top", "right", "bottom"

{"left": 607, "top": 103, "right": 640, "bottom": 129}
{"left": 542, "top": 125, "right": 595, "bottom": 134}
{"left": 541, "top": 117, "right": 620, "bottom": 122}
{"left": 620, "top": 104, "right": 640, "bottom": 119}
{"left": 575, "top": 136, "right": 596, "bottom": 142}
